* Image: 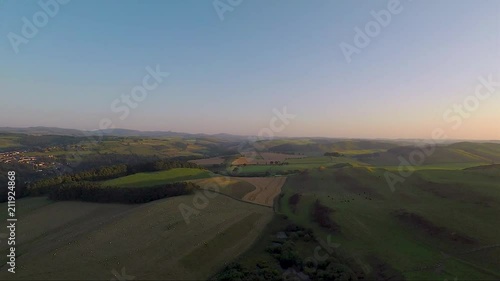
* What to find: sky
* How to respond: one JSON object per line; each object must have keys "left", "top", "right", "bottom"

{"left": 0, "top": 0, "right": 499, "bottom": 140}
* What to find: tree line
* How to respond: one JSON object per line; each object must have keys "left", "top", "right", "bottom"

{"left": 27, "top": 160, "right": 201, "bottom": 195}
{"left": 48, "top": 181, "right": 197, "bottom": 204}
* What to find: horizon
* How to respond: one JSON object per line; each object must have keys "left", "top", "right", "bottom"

{"left": 2, "top": 125, "right": 500, "bottom": 142}
{"left": 1, "top": 0, "right": 499, "bottom": 140}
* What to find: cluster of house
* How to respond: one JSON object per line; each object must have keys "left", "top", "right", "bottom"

{"left": 0, "top": 151, "right": 55, "bottom": 171}
{"left": 0, "top": 151, "right": 21, "bottom": 163}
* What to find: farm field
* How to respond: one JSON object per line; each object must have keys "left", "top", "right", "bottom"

{"left": 232, "top": 156, "right": 362, "bottom": 176}
{"left": 83, "top": 138, "right": 207, "bottom": 158}
{"left": 379, "top": 162, "right": 490, "bottom": 171}
{"left": 239, "top": 177, "right": 288, "bottom": 207}
{"left": 193, "top": 176, "right": 287, "bottom": 207}
{"left": 19, "top": 138, "right": 205, "bottom": 158}
{"left": 102, "top": 168, "right": 211, "bottom": 187}
{"left": 357, "top": 144, "right": 500, "bottom": 166}
{"left": 192, "top": 177, "right": 256, "bottom": 201}
{"left": 0, "top": 194, "right": 273, "bottom": 280}
{"left": 0, "top": 135, "right": 21, "bottom": 149}
{"left": 232, "top": 152, "right": 305, "bottom": 166}
{"left": 277, "top": 165, "right": 500, "bottom": 280}
{"left": 189, "top": 156, "right": 226, "bottom": 166}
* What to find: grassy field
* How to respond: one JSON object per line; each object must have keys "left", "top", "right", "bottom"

{"left": 0, "top": 194, "right": 273, "bottom": 280}
{"left": 239, "top": 177, "right": 287, "bottom": 207}
{"left": 358, "top": 144, "right": 500, "bottom": 166}
{"left": 103, "top": 168, "right": 211, "bottom": 187}
{"left": 16, "top": 136, "right": 211, "bottom": 159}
{"left": 379, "top": 162, "right": 489, "bottom": 171}
{"left": 0, "top": 135, "right": 21, "bottom": 149}
{"left": 0, "top": 197, "right": 54, "bottom": 219}
{"left": 276, "top": 165, "right": 500, "bottom": 280}
{"left": 193, "top": 176, "right": 287, "bottom": 207}
{"left": 231, "top": 152, "right": 306, "bottom": 166}
{"left": 193, "top": 177, "right": 256, "bottom": 201}
{"left": 231, "top": 156, "right": 362, "bottom": 176}
{"left": 189, "top": 157, "right": 226, "bottom": 166}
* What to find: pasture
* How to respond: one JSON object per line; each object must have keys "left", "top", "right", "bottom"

{"left": 277, "top": 165, "right": 500, "bottom": 280}
{"left": 232, "top": 152, "right": 305, "bottom": 166}
{"left": 0, "top": 135, "right": 21, "bottom": 149}
{"left": 189, "top": 156, "right": 226, "bottom": 166}
{"left": 18, "top": 136, "right": 212, "bottom": 160}
{"left": 0, "top": 194, "right": 273, "bottom": 280}
{"left": 103, "top": 168, "right": 211, "bottom": 187}
{"left": 194, "top": 176, "right": 287, "bottom": 207}
{"left": 232, "top": 156, "right": 362, "bottom": 176}
{"left": 192, "top": 177, "right": 256, "bottom": 200}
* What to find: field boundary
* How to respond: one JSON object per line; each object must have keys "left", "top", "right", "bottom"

{"left": 201, "top": 189, "right": 273, "bottom": 209}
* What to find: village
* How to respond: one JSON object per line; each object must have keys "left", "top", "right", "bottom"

{"left": 0, "top": 150, "right": 56, "bottom": 171}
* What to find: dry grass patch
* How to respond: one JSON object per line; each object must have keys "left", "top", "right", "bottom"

{"left": 239, "top": 177, "right": 287, "bottom": 207}
{"left": 192, "top": 177, "right": 256, "bottom": 200}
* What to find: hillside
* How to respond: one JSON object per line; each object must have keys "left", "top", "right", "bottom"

{"left": 356, "top": 143, "right": 500, "bottom": 166}
{"left": 0, "top": 195, "right": 273, "bottom": 280}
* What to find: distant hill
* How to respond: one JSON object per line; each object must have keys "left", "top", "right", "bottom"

{"left": 356, "top": 143, "right": 500, "bottom": 165}
{"left": 0, "top": 127, "right": 85, "bottom": 136}
{"left": 0, "top": 127, "right": 246, "bottom": 141}
{"left": 267, "top": 139, "right": 400, "bottom": 153}
{"left": 448, "top": 142, "right": 500, "bottom": 160}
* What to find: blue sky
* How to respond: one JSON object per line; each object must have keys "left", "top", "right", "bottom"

{"left": 1, "top": 0, "right": 499, "bottom": 139}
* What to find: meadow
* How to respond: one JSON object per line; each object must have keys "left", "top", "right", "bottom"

{"left": 276, "top": 165, "right": 500, "bottom": 280}
{"left": 192, "top": 177, "right": 256, "bottom": 201}
{"left": 0, "top": 134, "right": 22, "bottom": 150}
{"left": 103, "top": 168, "right": 211, "bottom": 187}
{"left": 193, "top": 176, "right": 287, "bottom": 207}
{"left": 0, "top": 194, "right": 273, "bottom": 280}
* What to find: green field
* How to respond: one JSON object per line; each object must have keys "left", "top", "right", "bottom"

{"left": 379, "top": 162, "right": 489, "bottom": 171}
{"left": 0, "top": 194, "right": 273, "bottom": 280}
{"left": 231, "top": 156, "right": 362, "bottom": 176}
{"left": 5, "top": 135, "right": 214, "bottom": 160}
{"left": 103, "top": 168, "right": 211, "bottom": 187}
{"left": 193, "top": 177, "right": 256, "bottom": 200}
{"left": 0, "top": 135, "right": 21, "bottom": 149}
{"left": 275, "top": 165, "right": 500, "bottom": 280}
